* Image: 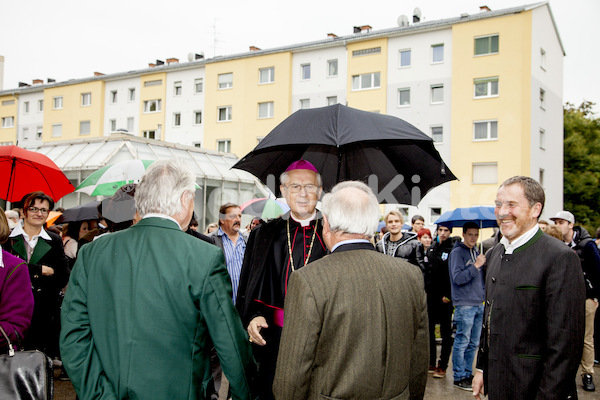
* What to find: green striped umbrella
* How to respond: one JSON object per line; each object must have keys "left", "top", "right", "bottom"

{"left": 76, "top": 159, "right": 155, "bottom": 196}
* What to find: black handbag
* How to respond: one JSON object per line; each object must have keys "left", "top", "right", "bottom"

{"left": 0, "top": 325, "right": 54, "bottom": 400}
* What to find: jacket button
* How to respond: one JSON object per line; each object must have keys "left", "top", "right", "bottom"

{"left": 492, "top": 277, "right": 496, "bottom": 282}
{"left": 486, "top": 300, "right": 491, "bottom": 305}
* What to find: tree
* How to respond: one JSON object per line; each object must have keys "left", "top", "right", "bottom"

{"left": 563, "top": 101, "right": 600, "bottom": 236}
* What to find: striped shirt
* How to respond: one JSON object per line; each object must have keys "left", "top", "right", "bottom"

{"left": 217, "top": 227, "right": 246, "bottom": 304}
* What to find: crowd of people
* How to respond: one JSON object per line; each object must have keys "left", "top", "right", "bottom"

{"left": 0, "top": 158, "right": 599, "bottom": 400}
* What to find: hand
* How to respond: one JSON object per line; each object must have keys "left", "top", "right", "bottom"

{"left": 41, "top": 265, "right": 55, "bottom": 276}
{"left": 248, "top": 316, "right": 268, "bottom": 346}
{"left": 442, "top": 296, "right": 450, "bottom": 304}
{"left": 474, "top": 254, "right": 486, "bottom": 269}
{"left": 472, "top": 370, "right": 484, "bottom": 399}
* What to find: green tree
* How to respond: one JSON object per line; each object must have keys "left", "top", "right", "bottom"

{"left": 563, "top": 101, "right": 600, "bottom": 236}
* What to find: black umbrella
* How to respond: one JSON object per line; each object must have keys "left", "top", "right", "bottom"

{"left": 55, "top": 200, "right": 101, "bottom": 223}
{"left": 232, "top": 104, "right": 456, "bottom": 205}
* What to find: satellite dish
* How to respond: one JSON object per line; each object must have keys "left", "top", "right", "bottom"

{"left": 397, "top": 15, "right": 409, "bottom": 27}
{"left": 187, "top": 53, "right": 194, "bottom": 62}
{"left": 414, "top": 7, "right": 422, "bottom": 19}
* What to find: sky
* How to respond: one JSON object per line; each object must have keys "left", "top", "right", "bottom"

{"left": 1, "top": 0, "right": 598, "bottom": 112}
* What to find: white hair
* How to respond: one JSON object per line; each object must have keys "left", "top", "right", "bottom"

{"left": 320, "top": 181, "right": 379, "bottom": 237}
{"left": 135, "top": 159, "right": 196, "bottom": 217}
{"left": 279, "top": 170, "right": 323, "bottom": 187}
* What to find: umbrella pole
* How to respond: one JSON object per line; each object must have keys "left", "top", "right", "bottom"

{"left": 6, "top": 158, "right": 16, "bottom": 202}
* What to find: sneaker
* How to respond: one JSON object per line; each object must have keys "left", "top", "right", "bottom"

{"left": 428, "top": 366, "right": 436, "bottom": 374}
{"left": 454, "top": 378, "right": 473, "bottom": 391}
{"left": 582, "top": 373, "right": 595, "bottom": 392}
{"left": 433, "top": 368, "right": 446, "bottom": 378}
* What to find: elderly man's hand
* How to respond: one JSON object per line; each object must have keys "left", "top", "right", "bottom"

{"left": 248, "top": 316, "right": 268, "bottom": 346}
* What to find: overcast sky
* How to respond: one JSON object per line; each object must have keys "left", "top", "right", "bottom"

{"left": 1, "top": 0, "right": 598, "bottom": 112}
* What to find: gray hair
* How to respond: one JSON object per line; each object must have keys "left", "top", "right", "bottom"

{"left": 279, "top": 170, "right": 323, "bottom": 187}
{"left": 135, "top": 159, "right": 196, "bottom": 217}
{"left": 320, "top": 181, "right": 379, "bottom": 237}
{"left": 499, "top": 176, "right": 545, "bottom": 216}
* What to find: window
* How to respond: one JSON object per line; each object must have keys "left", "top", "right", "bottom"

{"left": 327, "top": 60, "right": 338, "bottom": 77}
{"left": 24, "top": 101, "right": 30, "bottom": 113}
{"left": 474, "top": 77, "right": 499, "bottom": 98}
{"left": 80, "top": 120, "right": 91, "bottom": 135}
{"left": 193, "top": 142, "right": 202, "bottom": 148}
{"left": 431, "top": 85, "right": 444, "bottom": 103}
{"left": 540, "top": 48, "right": 546, "bottom": 70}
{"left": 474, "top": 34, "right": 499, "bottom": 56}
{"left": 432, "top": 44, "right": 444, "bottom": 63}
{"left": 81, "top": 92, "right": 91, "bottom": 106}
{"left": 259, "top": 67, "right": 275, "bottom": 84}
{"left": 173, "top": 112, "right": 181, "bottom": 126}
{"left": 217, "top": 139, "right": 231, "bottom": 153}
{"left": 430, "top": 207, "right": 442, "bottom": 225}
{"left": 127, "top": 117, "right": 134, "bottom": 132}
{"left": 38, "top": 100, "right": 44, "bottom": 111}
{"left": 218, "top": 73, "right": 233, "bottom": 89}
{"left": 22, "top": 127, "right": 29, "bottom": 140}
{"left": 539, "top": 128, "right": 545, "bottom": 149}
{"left": 110, "top": 119, "right": 116, "bottom": 131}
{"left": 110, "top": 90, "right": 117, "bottom": 104}
{"left": 194, "top": 78, "right": 203, "bottom": 93}
{"left": 143, "top": 99, "right": 162, "bottom": 113}
{"left": 301, "top": 64, "right": 311, "bottom": 80}
{"left": 144, "top": 80, "right": 162, "bottom": 87}
{"left": 300, "top": 99, "right": 310, "bottom": 109}
{"left": 398, "top": 88, "right": 410, "bottom": 106}
{"left": 352, "top": 47, "right": 381, "bottom": 57}
{"left": 53, "top": 96, "right": 63, "bottom": 109}
{"left": 472, "top": 163, "right": 498, "bottom": 184}
{"left": 473, "top": 120, "right": 498, "bottom": 140}
{"left": 36, "top": 127, "right": 42, "bottom": 139}
{"left": 218, "top": 106, "right": 232, "bottom": 122}
{"left": 142, "top": 130, "right": 156, "bottom": 139}
{"left": 2, "top": 100, "right": 15, "bottom": 106}
{"left": 128, "top": 88, "right": 136, "bottom": 101}
{"left": 539, "top": 169, "right": 545, "bottom": 187}
{"left": 431, "top": 126, "right": 443, "bottom": 143}
{"left": 52, "top": 123, "right": 62, "bottom": 137}
{"left": 1, "top": 117, "right": 14, "bottom": 128}
{"left": 352, "top": 72, "right": 380, "bottom": 90}
{"left": 327, "top": 96, "right": 338, "bottom": 106}
{"left": 258, "top": 102, "right": 274, "bottom": 119}
{"left": 194, "top": 111, "right": 202, "bottom": 125}
{"left": 174, "top": 81, "right": 182, "bottom": 96}
{"left": 399, "top": 49, "right": 411, "bottom": 67}
{"left": 540, "top": 88, "right": 545, "bottom": 109}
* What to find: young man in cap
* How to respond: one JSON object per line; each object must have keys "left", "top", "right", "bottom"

{"left": 236, "top": 160, "right": 327, "bottom": 400}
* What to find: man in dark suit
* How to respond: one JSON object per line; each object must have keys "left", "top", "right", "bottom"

{"left": 273, "top": 181, "right": 428, "bottom": 400}
{"left": 473, "top": 176, "right": 585, "bottom": 399}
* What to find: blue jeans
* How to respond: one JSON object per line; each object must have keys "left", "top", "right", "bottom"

{"left": 452, "top": 304, "right": 484, "bottom": 381}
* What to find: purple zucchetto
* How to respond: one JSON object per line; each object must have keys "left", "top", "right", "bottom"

{"left": 285, "top": 160, "right": 319, "bottom": 174}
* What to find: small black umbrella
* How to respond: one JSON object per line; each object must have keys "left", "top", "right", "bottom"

{"left": 233, "top": 104, "right": 456, "bottom": 205}
{"left": 55, "top": 200, "right": 101, "bottom": 223}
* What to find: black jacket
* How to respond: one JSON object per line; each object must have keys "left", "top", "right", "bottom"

{"left": 571, "top": 226, "right": 600, "bottom": 299}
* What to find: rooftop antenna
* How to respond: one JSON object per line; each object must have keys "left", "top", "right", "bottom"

{"left": 413, "top": 7, "right": 422, "bottom": 23}
{"left": 397, "top": 15, "right": 409, "bottom": 27}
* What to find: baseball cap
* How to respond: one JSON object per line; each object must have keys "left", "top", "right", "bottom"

{"left": 549, "top": 210, "right": 575, "bottom": 224}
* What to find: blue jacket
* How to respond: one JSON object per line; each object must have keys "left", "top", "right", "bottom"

{"left": 448, "top": 242, "right": 485, "bottom": 306}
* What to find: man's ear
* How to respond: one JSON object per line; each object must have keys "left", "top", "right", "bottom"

{"left": 322, "top": 214, "right": 330, "bottom": 236}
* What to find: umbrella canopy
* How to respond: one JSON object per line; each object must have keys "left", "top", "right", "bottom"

{"left": 232, "top": 104, "right": 456, "bottom": 205}
{"left": 46, "top": 211, "right": 63, "bottom": 227}
{"left": 55, "top": 200, "right": 101, "bottom": 224}
{"left": 0, "top": 145, "right": 75, "bottom": 202}
{"left": 434, "top": 206, "right": 497, "bottom": 229}
{"left": 76, "top": 159, "right": 155, "bottom": 196}
{"left": 240, "top": 198, "right": 290, "bottom": 220}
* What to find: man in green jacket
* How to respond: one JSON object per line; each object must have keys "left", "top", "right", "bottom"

{"left": 60, "top": 159, "right": 256, "bottom": 400}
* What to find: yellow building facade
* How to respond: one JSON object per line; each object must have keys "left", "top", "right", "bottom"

{"left": 346, "top": 38, "right": 388, "bottom": 112}
{"left": 139, "top": 72, "right": 167, "bottom": 140}
{"left": 0, "top": 94, "right": 18, "bottom": 144}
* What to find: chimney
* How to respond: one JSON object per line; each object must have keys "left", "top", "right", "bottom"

{"left": 194, "top": 53, "right": 204, "bottom": 60}
{"left": 156, "top": 59, "right": 165, "bottom": 66}
{"left": 19, "top": 82, "right": 31, "bottom": 87}
{"left": 249, "top": 46, "right": 261, "bottom": 51}
{"left": 47, "top": 78, "right": 55, "bottom": 83}
{"left": 327, "top": 33, "right": 338, "bottom": 39}
{"left": 353, "top": 26, "right": 361, "bottom": 33}
{"left": 166, "top": 57, "right": 179, "bottom": 64}
{"left": 32, "top": 79, "right": 43, "bottom": 85}
{"left": 354, "top": 25, "right": 372, "bottom": 34}
{"left": 149, "top": 63, "right": 156, "bottom": 68}
{"left": 480, "top": 5, "right": 491, "bottom": 12}
{"left": 94, "top": 72, "right": 105, "bottom": 76}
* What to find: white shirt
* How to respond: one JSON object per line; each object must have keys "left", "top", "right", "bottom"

{"left": 142, "top": 213, "right": 182, "bottom": 230}
{"left": 500, "top": 223, "right": 540, "bottom": 255}
{"left": 9, "top": 220, "right": 53, "bottom": 262}
{"left": 331, "top": 239, "right": 370, "bottom": 253}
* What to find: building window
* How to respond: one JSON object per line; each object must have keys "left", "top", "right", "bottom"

{"left": 1, "top": 117, "right": 14, "bottom": 128}
{"left": 81, "top": 92, "right": 92, "bottom": 106}
{"left": 218, "top": 73, "right": 233, "bottom": 89}
{"left": 432, "top": 44, "right": 444, "bottom": 63}
{"left": 193, "top": 142, "right": 202, "bottom": 148}
{"left": 327, "top": 96, "right": 338, "bottom": 106}
{"left": 194, "top": 78, "right": 203, "bottom": 93}
{"left": 259, "top": 67, "right": 275, "bottom": 84}
{"left": 24, "top": 101, "right": 30, "bottom": 113}
{"left": 352, "top": 47, "right": 381, "bottom": 57}
{"left": 352, "top": 72, "right": 380, "bottom": 91}
{"left": 399, "top": 49, "right": 411, "bottom": 67}
{"left": 540, "top": 88, "right": 545, "bottom": 109}
{"left": 475, "top": 34, "right": 499, "bottom": 56}
{"left": 110, "top": 90, "right": 117, "bottom": 104}
{"left": 174, "top": 81, "right": 182, "bottom": 96}
{"left": 430, "top": 207, "right": 442, "bottom": 225}
{"left": 194, "top": 111, "right": 202, "bottom": 125}
{"left": 539, "top": 168, "right": 545, "bottom": 187}
{"left": 300, "top": 99, "right": 310, "bottom": 109}
{"left": 431, "top": 84, "right": 444, "bottom": 103}
{"left": 126, "top": 117, "right": 134, "bottom": 132}
{"left": 144, "top": 79, "right": 162, "bottom": 87}
{"left": 258, "top": 102, "right": 274, "bottom": 119}
{"left": 53, "top": 96, "right": 63, "bottom": 109}
{"left": 80, "top": 120, "right": 91, "bottom": 135}
{"left": 217, "top": 139, "right": 231, "bottom": 153}
{"left": 110, "top": 119, "right": 116, "bottom": 131}
{"left": 36, "top": 127, "right": 42, "bottom": 139}
{"left": 22, "top": 127, "right": 29, "bottom": 140}
{"left": 38, "top": 100, "right": 44, "bottom": 112}
{"left": 142, "top": 130, "right": 156, "bottom": 139}
{"left": 128, "top": 88, "right": 136, "bottom": 101}
{"left": 540, "top": 48, "right": 546, "bottom": 70}
{"left": 431, "top": 126, "right": 443, "bottom": 143}
{"left": 397, "top": 88, "right": 410, "bottom": 106}
{"left": 173, "top": 112, "right": 181, "bottom": 126}
{"left": 2, "top": 100, "right": 15, "bottom": 106}
{"left": 327, "top": 60, "right": 338, "bottom": 77}
{"left": 474, "top": 77, "right": 499, "bottom": 98}
{"left": 218, "top": 106, "right": 232, "bottom": 122}
{"left": 301, "top": 64, "right": 311, "bottom": 80}
{"left": 473, "top": 162, "right": 498, "bottom": 184}
{"left": 473, "top": 120, "right": 498, "bottom": 141}
{"left": 143, "top": 99, "right": 162, "bottom": 113}
{"left": 539, "top": 128, "right": 545, "bottom": 149}
{"left": 52, "top": 123, "right": 62, "bottom": 137}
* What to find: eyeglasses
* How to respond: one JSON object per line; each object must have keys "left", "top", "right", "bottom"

{"left": 283, "top": 184, "right": 319, "bottom": 194}
{"left": 28, "top": 206, "right": 49, "bottom": 215}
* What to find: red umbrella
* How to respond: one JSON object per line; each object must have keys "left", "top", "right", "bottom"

{"left": 0, "top": 145, "right": 75, "bottom": 202}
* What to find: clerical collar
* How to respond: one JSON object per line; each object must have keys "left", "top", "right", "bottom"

{"left": 500, "top": 223, "right": 539, "bottom": 254}
{"left": 290, "top": 211, "right": 316, "bottom": 227}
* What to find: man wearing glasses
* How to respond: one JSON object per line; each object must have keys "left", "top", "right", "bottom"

{"left": 237, "top": 160, "right": 328, "bottom": 400}
{"left": 3, "top": 191, "right": 69, "bottom": 360}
